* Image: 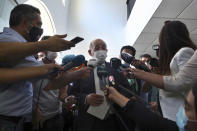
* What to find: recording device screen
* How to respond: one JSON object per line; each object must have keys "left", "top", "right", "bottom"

{"left": 71, "top": 37, "right": 84, "bottom": 44}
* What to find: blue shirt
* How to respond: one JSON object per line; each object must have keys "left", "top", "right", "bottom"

{"left": 0, "top": 27, "right": 41, "bottom": 116}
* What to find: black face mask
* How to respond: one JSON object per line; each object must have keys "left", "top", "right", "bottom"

{"left": 121, "top": 52, "right": 135, "bottom": 64}
{"left": 29, "top": 26, "right": 43, "bottom": 42}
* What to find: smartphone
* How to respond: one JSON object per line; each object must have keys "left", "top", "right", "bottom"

{"left": 70, "top": 37, "right": 84, "bottom": 44}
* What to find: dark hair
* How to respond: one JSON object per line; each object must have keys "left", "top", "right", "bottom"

{"left": 150, "top": 58, "right": 159, "bottom": 67}
{"left": 140, "top": 54, "right": 151, "bottom": 59}
{"left": 9, "top": 4, "right": 40, "bottom": 27}
{"left": 120, "top": 45, "right": 136, "bottom": 56}
{"left": 159, "top": 21, "right": 196, "bottom": 75}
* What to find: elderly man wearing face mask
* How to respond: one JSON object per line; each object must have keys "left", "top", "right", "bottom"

{"left": 69, "top": 39, "right": 135, "bottom": 131}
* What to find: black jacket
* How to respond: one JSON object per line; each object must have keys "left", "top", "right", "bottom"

{"left": 69, "top": 63, "right": 136, "bottom": 131}
{"left": 122, "top": 100, "right": 179, "bottom": 131}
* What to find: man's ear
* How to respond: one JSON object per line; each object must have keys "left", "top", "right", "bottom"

{"left": 88, "top": 49, "right": 93, "bottom": 56}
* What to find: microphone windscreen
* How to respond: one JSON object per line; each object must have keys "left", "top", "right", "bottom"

{"left": 72, "top": 55, "right": 85, "bottom": 67}
{"left": 110, "top": 58, "right": 121, "bottom": 70}
{"left": 87, "top": 59, "right": 98, "bottom": 68}
{"left": 97, "top": 65, "right": 109, "bottom": 78}
{"left": 62, "top": 54, "right": 75, "bottom": 65}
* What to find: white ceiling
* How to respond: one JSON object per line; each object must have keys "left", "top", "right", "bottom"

{"left": 133, "top": 0, "right": 197, "bottom": 58}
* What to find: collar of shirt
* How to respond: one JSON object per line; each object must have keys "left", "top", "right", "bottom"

{"left": 2, "top": 27, "right": 27, "bottom": 42}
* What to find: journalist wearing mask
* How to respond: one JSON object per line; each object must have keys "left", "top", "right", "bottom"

{"left": 104, "top": 84, "right": 197, "bottom": 131}
{"left": 33, "top": 50, "right": 65, "bottom": 131}
{"left": 0, "top": 4, "right": 91, "bottom": 131}
{"left": 128, "top": 21, "right": 197, "bottom": 122}
{"left": 68, "top": 39, "right": 135, "bottom": 131}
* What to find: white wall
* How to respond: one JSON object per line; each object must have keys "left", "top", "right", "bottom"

{"left": 0, "top": 0, "right": 16, "bottom": 32}
{"left": 0, "top": 0, "right": 127, "bottom": 63}
{"left": 61, "top": 0, "right": 127, "bottom": 62}
{"left": 41, "top": 0, "right": 70, "bottom": 34}
{"left": 0, "top": 0, "right": 70, "bottom": 34}
{"left": 126, "top": 0, "right": 162, "bottom": 46}
{"left": 26, "top": 0, "right": 70, "bottom": 34}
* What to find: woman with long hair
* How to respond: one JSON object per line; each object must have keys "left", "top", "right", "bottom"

{"left": 158, "top": 21, "right": 196, "bottom": 75}
{"left": 130, "top": 21, "right": 196, "bottom": 122}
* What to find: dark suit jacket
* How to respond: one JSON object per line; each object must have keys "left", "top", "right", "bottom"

{"left": 69, "top": 63, "right": 136, "bottom": 131}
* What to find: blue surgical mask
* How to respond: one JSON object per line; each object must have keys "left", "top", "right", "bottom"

{"left": 176, "top": 106, "right": 188, "bottom": 131}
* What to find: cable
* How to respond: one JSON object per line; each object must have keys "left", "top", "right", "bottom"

{"left": 34, "top": 79, "right": 44, "bottom": 131}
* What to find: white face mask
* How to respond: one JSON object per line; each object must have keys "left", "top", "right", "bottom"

{"left": 46, "top": 51, "right": 57, "bottom": 60}
{"left": 93, "top": 50, "right": 107, "bottom": 64}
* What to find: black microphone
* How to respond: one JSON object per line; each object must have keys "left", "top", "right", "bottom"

{"left": 97, "top": 65, "right": 110, "bottom": 89}
{"left": 138, "top": 64, "right": 151, "bottom": 72}
{"left": 48, "top": 55, "right": 85, "bottom": 77}
{"left": 110, "top": 58, "right": 121, "bottom": 70}
{"left": 110, "top": 57, "right": 134, "bottom": 78}
{"left": 108, "top": 75, "right": 147, "bottom": 104}
{"left": 121, "top": 52, "right": 151, "bottom": 72}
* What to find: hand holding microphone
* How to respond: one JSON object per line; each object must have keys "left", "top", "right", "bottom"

{"left": 38, "top": 63, "right": 63, "bottom": 76}
{"left": 104, "top": 86, "right": 129, "bottom": 108}
{"left": 125, "top": 68, "right": 146, "bottom": 79}
{"left": 48, "top": 55, "right": 85, "bottom": 78}
{"left": 45, "top": 67, "right": 92, "bottom": 90}
{"left": 45, "top": 55, "right": 93, "bottom": 90}
{"left": 109, "top": 57, "right": 134, "bottom": 79}
{"left": 121, "top": 52, "right": 151, "bottom": 72}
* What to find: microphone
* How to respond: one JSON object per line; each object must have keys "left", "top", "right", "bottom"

{"left": 62, "top": 55, "right": 85, "bottom": 71}
{"left": 48, "top": 55, "right": 85, "bottom": 77}
{"left": 121, "top": 52, "right": 151, "bottom": 72}
{"left": 108, "top": 75, "right": 147, "bottom": 104}
{"left": 110, "top": 57, "right": 128, "bottom": 71}
{"left": 62, "top": 54, "right": 75, "bottom": 65}
{"left": 110, "top": 58, "right": 121, "bottom": 71}
{"left": 87, "top": 58, "right": 98, "bottom": 68}
{"left": 110, "top": 57, "right": 134, "bottom": 78}
{"left": 97, "top": 65, "right": 110, "bottom": 90}
{"left": 138, "top": 63, "right": 151, "bottom": 72}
